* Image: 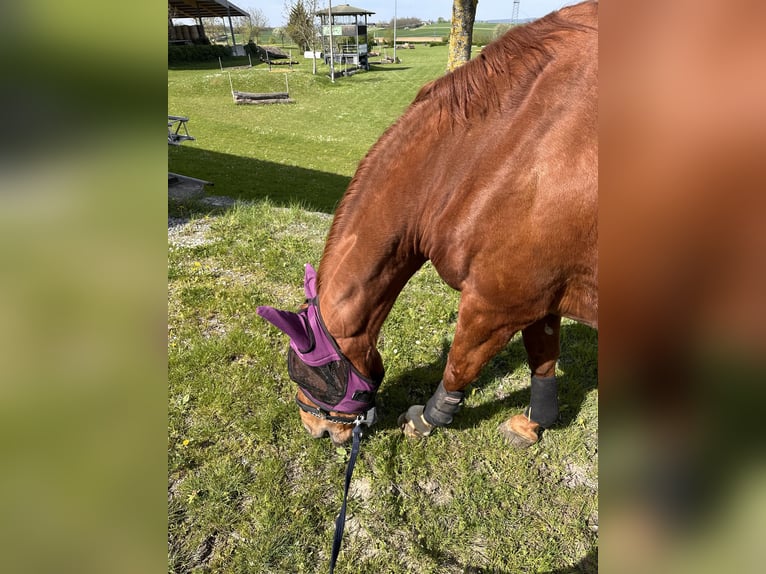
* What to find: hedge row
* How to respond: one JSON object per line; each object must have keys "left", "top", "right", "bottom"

{"left": 168, "top": 44, "right": 232, "bottom": 63}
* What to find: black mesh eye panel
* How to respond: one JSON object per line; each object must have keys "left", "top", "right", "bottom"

{"left": 287, "top": 347, "right": 349, "bottom": 406}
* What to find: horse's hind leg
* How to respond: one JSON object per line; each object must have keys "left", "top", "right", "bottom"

{"left": 499, "top": 315, "right": 562, "bottom": 448}
{"left": 398, "top": 295, "right": 519, "bottom": 439}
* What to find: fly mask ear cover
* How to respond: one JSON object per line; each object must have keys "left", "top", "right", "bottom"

{"left": 257, "top": 264, "right": 382, "bottom": 414}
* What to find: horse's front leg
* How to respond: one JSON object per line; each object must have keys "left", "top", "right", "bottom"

{"left": 398, "top": 294, "right": 518, "bottom": 439}
{"left": 499, "top": 314, "right": 562, "bottom": 448}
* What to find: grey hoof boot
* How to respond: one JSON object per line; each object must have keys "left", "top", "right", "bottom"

{"left": 398, "top": 405, "right": 435, "bottom": 438}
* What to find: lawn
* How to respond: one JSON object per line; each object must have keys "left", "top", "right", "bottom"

{"left": 168, "top": 44, "right": 598, "bottom": 573}
{"left": 168, "top": 47, "right": 449, "bottom": 211}
{"left": 379, "top": 22, "right": 506, "bottom": 42}
{"left": 221, "top": 22, "right": 511, "bottom": 47}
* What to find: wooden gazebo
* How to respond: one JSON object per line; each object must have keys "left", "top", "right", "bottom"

{"left": 316, "top": 3, "right": 375, "bottom": 70}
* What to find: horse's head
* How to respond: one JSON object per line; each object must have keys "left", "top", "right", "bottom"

{"left": 257, "top": 264, "right": 381, "bottom": 445}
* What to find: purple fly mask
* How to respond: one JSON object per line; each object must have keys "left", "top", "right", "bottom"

{"left": 257, "top": 264, "right": 382, "bottom": 415}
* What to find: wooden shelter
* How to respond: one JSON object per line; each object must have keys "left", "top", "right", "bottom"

{"left": 315, "top": 4, "right": 375, "bottom": 71}
{"left": 168, "top": 0, "right": 248, "bottom": 54}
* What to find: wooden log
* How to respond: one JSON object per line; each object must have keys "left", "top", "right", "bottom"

{"left": 234, "top": 97, "right": 295, "bottom": 105}
{"left": 232, "top": 91, "right": 290, "bottom": 100}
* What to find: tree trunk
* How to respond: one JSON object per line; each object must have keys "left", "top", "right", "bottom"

{"left": 447, "top": 0, "right": 479, "bottom": 72}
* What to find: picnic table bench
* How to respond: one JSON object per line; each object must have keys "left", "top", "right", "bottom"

{"left": 168, "top": 114, "right": 211, "bottom": 192}
{"left": 168, "top": 115, "right": 195, "bottom": 145}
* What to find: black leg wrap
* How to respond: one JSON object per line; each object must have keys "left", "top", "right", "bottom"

{"left": 526, "top": 375, "right": 559, "bottom": 428}
{"left": 423, "top": 381, "right": 465, "bottom": 427}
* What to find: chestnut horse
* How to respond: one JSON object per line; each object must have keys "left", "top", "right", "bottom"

{"left": 259, "top": 1, "right": 598, "bottom": 447}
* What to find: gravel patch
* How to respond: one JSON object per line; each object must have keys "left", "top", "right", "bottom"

{"left": 200, "top": 195, "right": 238, "bottom": 208}
{"left": 562, "top": 461, "right": 598, "bottom": 491}
{"left": 417, "top": 478, "right": 453, "bottom": 506}
{"left": 350, "top": 477, "right": 373, "bottom": 501}
{"left": 168, "top": 217, "right": 215, "bottom": 248}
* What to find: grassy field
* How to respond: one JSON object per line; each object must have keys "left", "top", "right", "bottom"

{"left": 169, "top": 47, "right": 450, "bottom": 212}
{"left": 219, "top": 23, "right": 509, "bottom": 46}
{"left": 374, "top": 22, "right": 506, "bottom": 42}
{"left": 168, "top": 45, "right": 597, "bottom": 573}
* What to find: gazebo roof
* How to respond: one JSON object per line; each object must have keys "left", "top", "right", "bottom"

{"left": 168, "top": 0, "right": 248, "bottom": 19}
{"left": 315, "top": 4, "right": 375, "bottom": 16}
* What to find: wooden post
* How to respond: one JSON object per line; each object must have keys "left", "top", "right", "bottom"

{"left": 393, "top": 0, "right": 397, "bottom": 62}
{"left": 328, "top": 0, "right": 335, "bottom": 83}
{"left": 357, "top": 16, "right": 361, "bottom": 68}
{"left": 225, "top": 0, "right": 237, "bottom": 51}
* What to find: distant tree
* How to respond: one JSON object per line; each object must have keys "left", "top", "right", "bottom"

{"left": 437, "top": 17, "right": 447, "bottom": 24}
{"left": 283, "top": 0, "right": 321, "bottom": 73}
{"left": 380, "top": 27, "right": 395, "bottom": 45}
{"left": 201, "top": 17, "right": 227, "bottom": 43}
{"left": 285, "top": 0, "right": 314, "bottom": 51}
{"left": 472, "top": 30, "right": 493, "bottom": 46}
{"left": 241, "top": 7, "right": 269, "bottom": 43}
{"left": 447, "top": 0, "right": 478, "bottom": 71}
{"left": 270, "top": 27, "right": 287, "bottom": 46}
{"left": 389, "top": 17, "right": 423, "bottom": 29}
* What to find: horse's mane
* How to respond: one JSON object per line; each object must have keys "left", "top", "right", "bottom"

{"left": 413, "top": 1, "right": 597, "bottom": 125}
{"left": 319, "top": 2, "right": 597, "bottom": 287}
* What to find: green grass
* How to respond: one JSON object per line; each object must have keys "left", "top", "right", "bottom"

{"left": 169, "top": 45, "right": 450, "bottom": 212}
{"left": 169, "top": 45, "right": 597, "bottom": 573}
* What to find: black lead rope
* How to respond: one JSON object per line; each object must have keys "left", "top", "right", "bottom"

{"left": 328, "top": 422, "right": 364, "bottom": 574}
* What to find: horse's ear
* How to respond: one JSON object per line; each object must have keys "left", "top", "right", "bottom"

{"left": 257, "top": 306, "right": 312, "bottom": 351}
{"left": 304, "top": 263, "right": 318, "bottom": 299}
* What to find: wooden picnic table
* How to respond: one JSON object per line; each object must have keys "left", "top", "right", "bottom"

{"left": 168, "top": 115, "right": 195, "bottom": 145}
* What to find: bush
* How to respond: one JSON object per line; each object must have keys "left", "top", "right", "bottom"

{"left": 167, "top": 44, "right": 232, "bottom": 63}
{"left": 472, "top": 30, "right": 494, "bottom": 46}
{"left": 494, "top": 24, "right": 512, "bottom": 39}
{"left": 244, "top": 40, "right": 258, "bottom": 56}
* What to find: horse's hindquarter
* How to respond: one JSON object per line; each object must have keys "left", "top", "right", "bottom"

{"left": 425, "top": 15, "right": 597, "bottom": 326}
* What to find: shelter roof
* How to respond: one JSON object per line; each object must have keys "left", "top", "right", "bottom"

{"left": 169, "top": 0, "right": 248, "bottom": 19}
{"left": 315, "top": 4, "right": 375, "bottom": 16}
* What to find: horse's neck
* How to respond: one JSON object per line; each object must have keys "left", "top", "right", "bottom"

{"left": 316, "top": 185, "right": 426, "bottom": 375}
{"left": 315, "top": 89, "right": 452, "bottom": 374}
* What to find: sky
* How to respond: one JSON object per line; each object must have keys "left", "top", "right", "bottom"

{"left": 233, "top": 1, "right": 577, "bottom": 27}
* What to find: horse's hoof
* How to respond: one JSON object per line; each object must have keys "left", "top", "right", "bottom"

{"left": 499, "top": 414, "right": 540, "bottom": 448}
{"left": 398, "top": 405, "right": 434, "bottom": 438}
